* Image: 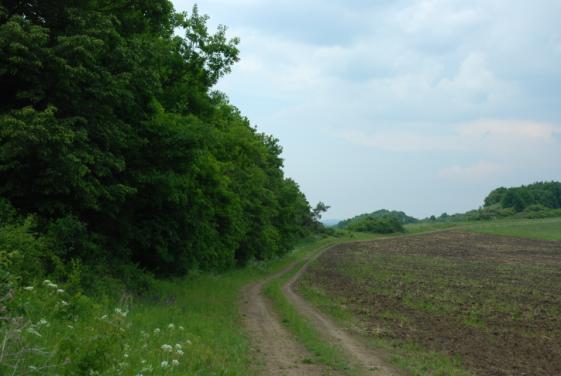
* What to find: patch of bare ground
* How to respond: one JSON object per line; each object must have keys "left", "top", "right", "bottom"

{"left": 299, "top": 231, "right": 561, "bottom": 376}
{"left": 240, "top": 262, "right": 336, "bottom": 375}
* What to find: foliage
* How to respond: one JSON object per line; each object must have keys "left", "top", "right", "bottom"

{"left": 345, "top": 215, "right": 404, "bottom": 234}
{"left": 483, "top": 181, "right": 561, "bottom": 212}
{"left": 337, "top": 209, "right": 417, "bottom": 229}
{"left": 0, "top": 1, "right": 315, "bottom": 280}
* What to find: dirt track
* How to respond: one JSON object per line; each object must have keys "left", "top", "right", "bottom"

{"left": 240, "top": 244, "right": 403, "bottom": 376}
{"left": 240, "top": 262, "right": 332, "bottom": 375}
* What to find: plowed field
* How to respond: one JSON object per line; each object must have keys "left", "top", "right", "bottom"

{"left": 299, "top": 231, "right": 561, "bottom": 375}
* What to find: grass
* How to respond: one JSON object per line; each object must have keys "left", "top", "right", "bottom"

{"left": 463, "top": 216, "right": 561, "bottom": 240}
{"left": 1, "top": 235, "right": 355, "bottom": 375}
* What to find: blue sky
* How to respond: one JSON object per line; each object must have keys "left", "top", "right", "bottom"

{"left": 173, "top": 0, "right": 561, "bottom": 219}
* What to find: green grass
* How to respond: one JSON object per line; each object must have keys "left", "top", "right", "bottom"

{"left": 1, "top": 235, "right": 352, "bottom": 375}
{"left": 463, "top": 217, "right": 561, "bottom": 240}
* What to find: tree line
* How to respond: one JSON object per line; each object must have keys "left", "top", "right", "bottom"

{"left": 0, "top": 1, "right": 318, "bottom": 286}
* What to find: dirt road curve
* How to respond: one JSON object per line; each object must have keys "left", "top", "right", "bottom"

{"left": 240, "top": 263, "right": 334, "bottom": 375}
{"left": 240, "top": 244, "right": 404, "bottom": 376}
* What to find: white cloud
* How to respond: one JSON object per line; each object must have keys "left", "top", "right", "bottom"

{"left": 439, "top": 161, "right": 506, "bottom": 182}
{"left": 173, "top": 0, "right": 561, "bottom": 218}
{"left": 340, "top": 119, "right": 561, "bottom": 153}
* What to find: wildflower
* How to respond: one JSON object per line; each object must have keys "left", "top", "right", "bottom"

{"left": 38, "top": 319, "right": 48, "bottom": 326}
{"left": 43, "top": 279, "right": 52, "bottom": 285}
{"left": 57, "top": 288, "right": 64, "bottom": 294}
{"left": 28, "top": 365, "right": 38, "bottom": 371}
{"left": 153, "top": 328, "right": 160, "bottom": 334}
{"left": 168, "top": 323, "right": 175, "bottom": 330}
{"left": 175, "top": 343, "right": 182, "bottom": 350}
{"left": 176, "top": 349, "right": 184, "bottom": 356}
{"left": 161, "top": 344, "right": 173, "bottom": 352}
{"left": 67, "top": 325, "right": 74, "bottom": 330}
{"left": 179, "top": 326, "right": 184, "bottom": 331}
{"left": 160, "top": 361, "right": 169, "bottom": 368}
{"left": 172, "top": 359, "right": 179, "bottom": 367}
{"left": 61, "top": 300, "right": 69, "bottom": 306}
{"left": 186, "top": 339, "right": 192, "bottom": 345}
{"left": 124, "top": 353, "right": 129, "bottom": 358}
{"left": 24, "top": 286, "right": 34, "bottom": 291}
{"left": 115, "top": 308, "right": 128, "bottom": 317}
{"left": 101, "top": 315, "right": 108, "bottom": 320}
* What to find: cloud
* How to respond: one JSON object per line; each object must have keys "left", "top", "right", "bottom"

{"left": 340, "top": 119, "right": 561, "bottom": 153}
{"left": 438, "top": 161, "right": 506, "bottom": 182}
{"left": 172, "top": 0, "right": 561, "bottom": 218}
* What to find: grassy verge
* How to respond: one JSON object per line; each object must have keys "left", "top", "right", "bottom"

{"left": 1, "top": 235, "right": 348, "bottom": 375}
{"left": 463, "top": 216, "right": 561, "bottom": 240}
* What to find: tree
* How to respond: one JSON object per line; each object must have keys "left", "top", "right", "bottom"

{"left": 312, "top": 202, "right": 330, "bottom": 221}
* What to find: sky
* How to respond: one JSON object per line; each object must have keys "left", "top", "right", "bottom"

{"left": 173, "top": 0, "right": 561, "bottom": 220}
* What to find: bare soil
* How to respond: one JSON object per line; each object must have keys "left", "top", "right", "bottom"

{"left": 299, "top": 231, "right": 561, "bottom": 376}
{"left": 240, "top": 262, "right": 335, "bottom": 375}
{"left": 241, "top": 245, "right": 403, "bottom": 376}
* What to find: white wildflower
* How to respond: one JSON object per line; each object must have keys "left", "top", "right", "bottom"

{"left": 175, "top": 343, "right": 182, "bottom": 350}
{"left": 101, "top": 314, "right": 108, "bottom": 320}
{"left": 186, "top": 339, "right": 192, "bottom": 345}
{"left": 24, "top": 286, "right": 34, "bottom": 291}
{"left": 168, "top": 323, "right": 175, "bottom": 330}
{"left": 161, "top": 344, "right": 173, "bottom": 352}
{"left": 67, "top": 325, "right": 74, "bottom": 330}
{"left": 114, "top": 308, "right": 128, "bottom": 317}
{"left": 43, "top": 279, "right": 52, "bottom": 285}
{"left": 57, "top": 288, "right": 64, "bottom": 294}
{"left": 160, "top": 361, "right": 169, "bottom": 368}
{"left": 28, "top": 365, "right": 38, "bottom": 371}
{"left": 61, "top": 300, "right": 69, "bottom": 306}
{"left": 38, "top": 319, "right": 48, "bottom": 326}
{"left": 172, "top": 359, "right": 179, "bottom": 367}
{"left": 179, "top": 326, "right": 184, "bottom": 331}
{"left": 153, "top": 328, "right": 160, "bottom": 334}
{"left": 176, "top": 349, "right": 184, "bottom": 356}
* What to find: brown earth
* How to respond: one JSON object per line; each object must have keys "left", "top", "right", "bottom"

{"left": 241, "top": 245, "right": 403, "bottom": 376}
{"left": 299, "top": 231, "right": 561, "bottom": 376}
{"left": 240, "top": 262, "right": 334, "bottom": 376}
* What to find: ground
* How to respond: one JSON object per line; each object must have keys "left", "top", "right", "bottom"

{"left": 298, "top": 231, "right": 561, "bottom": 376}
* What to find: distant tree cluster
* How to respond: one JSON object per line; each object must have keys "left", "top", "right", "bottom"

{"left": 0, "top": 2, "right": 316, "bottom": 283}
{"left": 336, "top": 210, "right": 412, "bottom": 234}
{"left": 337, "top": 209, "right": 417, "bottom": 228}
{"left": 424, "top": 181, "right": 561, "bottom": 223}
{"left": 484, "top": 182, "right": 561, "bottom": 212}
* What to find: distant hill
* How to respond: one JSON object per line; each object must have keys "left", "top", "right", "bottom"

{"left": 484, "top": 181, "right": 561, "bottom": 212}
{"left": 321, "top": 219, "right": 342, "bottom": 227}
{"left": 337, "top": 209, "right": 418, "bottom": 228}
{"left": 429, "top": 181, "right": 561, "bottom": 222}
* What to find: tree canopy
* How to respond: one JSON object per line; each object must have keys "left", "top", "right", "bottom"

{"left": 0, "top": 1, "right": 316, "bottom": 279}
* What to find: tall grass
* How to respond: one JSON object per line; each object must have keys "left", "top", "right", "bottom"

{"left": 1, "top": 236, "right": 337, "bottom": 375}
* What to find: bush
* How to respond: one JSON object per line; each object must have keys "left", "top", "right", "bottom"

{"left": 347, "top": 215, "right": 404, "bottom": 234}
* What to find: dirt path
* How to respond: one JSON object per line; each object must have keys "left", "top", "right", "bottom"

{"left": 241, "top": 244, "right": 404, "bottom": 376}
{"left": 283, "top": 245, "right": 404, "bottom": 376}
{"left": 240, "top": 262, "right": 335, "bottom": 375}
